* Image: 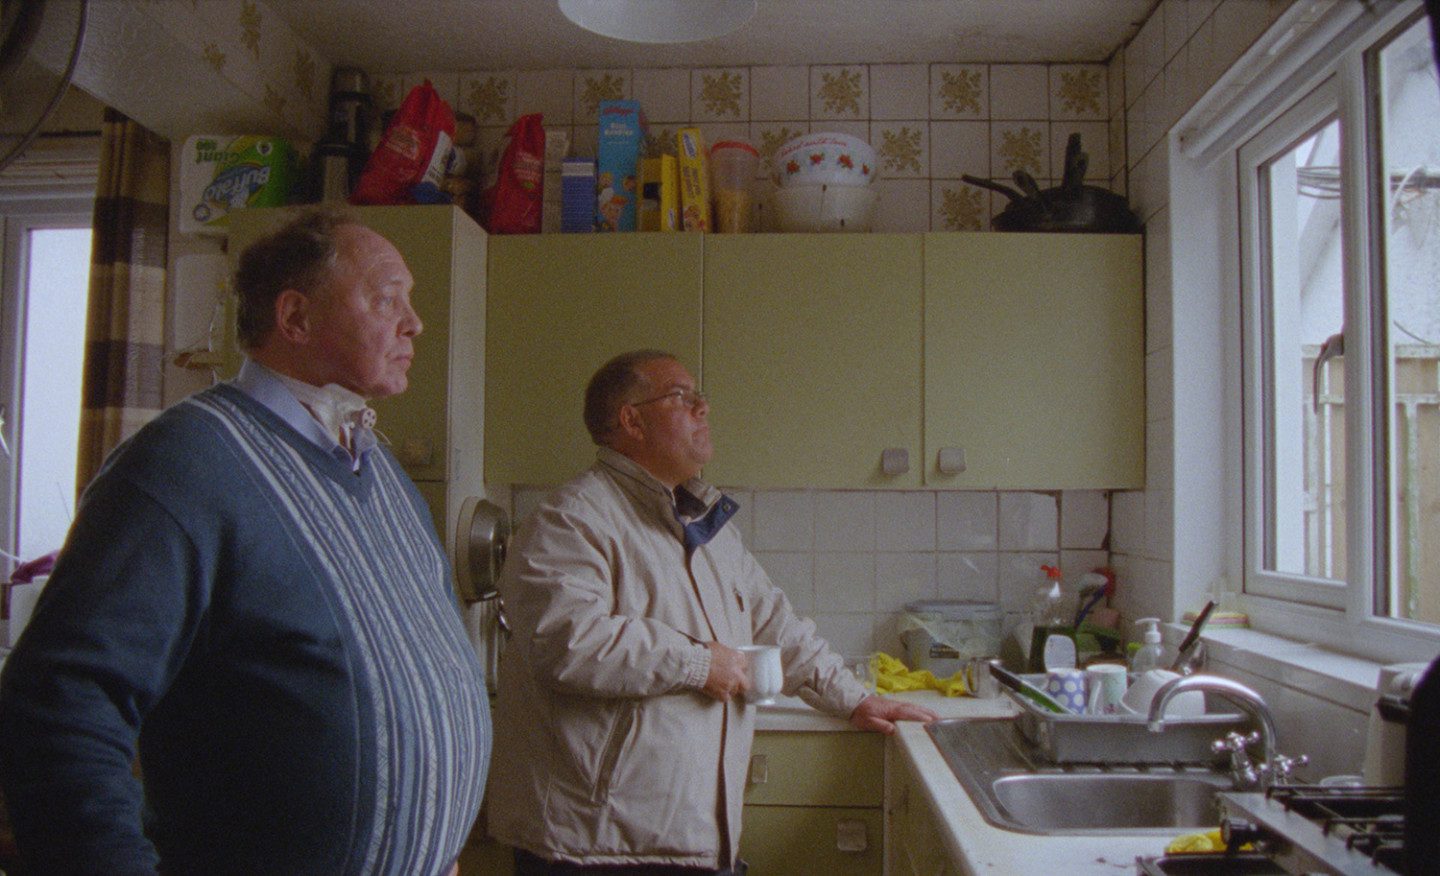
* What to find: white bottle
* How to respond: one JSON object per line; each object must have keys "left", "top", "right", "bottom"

{"left": 1130, "top": 617, "right": 1164, "bottom": 673}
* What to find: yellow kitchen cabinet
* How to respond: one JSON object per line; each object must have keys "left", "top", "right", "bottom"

{"left": 485, "top": 234, "right": 703, "bottom": 485}
{"left": 741, "top": 731, "right": 884, "bottom": 875}
{"left": 702, "top": 234, "right": 924, "bottom": 488}
{"left": 886, "top": 744, "right": 957, "bottom": 876}
{"left": 923, "top": 233, "right": 1144, "bottom": 489}
{"left": 226, "top": 205, "right": 488, "bottom": 534}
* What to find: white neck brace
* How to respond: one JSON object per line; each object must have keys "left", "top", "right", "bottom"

{"left": 273, "top": 372, "right": 376, "bottom": 438}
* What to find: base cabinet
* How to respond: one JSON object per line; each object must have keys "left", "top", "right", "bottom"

{"left": 741, "top": 731, "right": 884, "bottom": 875}
{"left": 886, "top": 747, "right": 957, "bottom": 876}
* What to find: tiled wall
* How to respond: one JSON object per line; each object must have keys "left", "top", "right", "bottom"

{"left": 1108, "top": 0, "right": 1295, "bottom": 625}
{"left": 370, "top": 62, "right": 1121, "bottom": 233}
{"left": 511, "top": 486, "right": 1113, "bottom": 658}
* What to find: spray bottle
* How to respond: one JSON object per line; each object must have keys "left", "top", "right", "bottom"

{"left": 1130, "top": 617, "right": 1164, "bottom": 673}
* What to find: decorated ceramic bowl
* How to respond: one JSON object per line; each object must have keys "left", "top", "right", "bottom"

{"left": 772, "top": 132, "right": 877, "bottom": 187}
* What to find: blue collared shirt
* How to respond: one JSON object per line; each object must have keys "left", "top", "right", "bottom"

{"left": 231, "top": 359, "right": 378, "bottom": 473}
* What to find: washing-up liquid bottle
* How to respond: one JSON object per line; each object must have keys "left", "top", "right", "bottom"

{"left": 1025, "top": 565, "right": 1066, "bottom": 673}
{"left": 1130, "top": 617, "right": 1164, "bottom": 673}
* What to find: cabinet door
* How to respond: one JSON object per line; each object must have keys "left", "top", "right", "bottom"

{"left": 740, "top": 805, "right": 883, "bottom": 876}
{"left": 703, "top": 234, "right": 923, "bottom": 488}
{"left": 744, "top": 731, "right": 883, "bottom": 807}
{"left": 924, "top": 233, "right": 1144, "bottom": 489}
{"left": 486, "top": 234, "right": 703, "bottom": 486}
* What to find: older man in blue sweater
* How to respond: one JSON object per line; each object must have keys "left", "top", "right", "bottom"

{"left": 0, "top": 207, "right": 490, "bottom": 874}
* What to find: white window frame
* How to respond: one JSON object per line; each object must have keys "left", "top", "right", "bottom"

{"left": 0, "top": 143, "right": 97, "bottom": 566}
{"left": 1231, "top": 1, "right": 1439, "bottom": 662}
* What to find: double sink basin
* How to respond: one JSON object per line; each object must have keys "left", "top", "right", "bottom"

{"left": 926, "top": 717, "right": 1236, "bottom": 835}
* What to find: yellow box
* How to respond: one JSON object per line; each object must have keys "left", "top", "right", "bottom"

{"left": 676, "top": 128, "right": 711, "bottom": 232}
{"left": 638, "top": 156, "right": 679, "bottom": 232}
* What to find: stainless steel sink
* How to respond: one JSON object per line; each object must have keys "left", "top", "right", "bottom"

{"left": 927, "top": 718, "right": 1237, "bottom": 835}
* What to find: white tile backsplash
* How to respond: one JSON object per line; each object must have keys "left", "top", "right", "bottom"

{"left": 751, "top": 490, "right": 815, "bottom": 551}
{"left": 870, "top": 64, "right": 929, "bottom": 120}
{"left": 815, "top": 552, "right": 876, "bottom": 612}
{"left": 876, "top": 551, "right": 938, "bottom": 607}
{"left": 989, "top": 64, "right": 1049, "bottom": 120}
{"left": 999, "top": 491, "right": 1058, "bottom": 550}
{"left": 937, "top": 491, "right": 997, "bottom": 550}
{"left": 1060, "top": 490, "right": 1108, "bottom": 549}
{"left": 814, "top": 492, "right": 877, "bottom": 552}
{"left": 750, "top": 65, "right": 810, "bottom": 121}
{"left": 754, "top": 551, "right": 815, "bottom": 616}
{"left": 937, "top": 552, "right": 999, "bottom": 602}
{"left": 876, "top": 492, "right": 937, "bottom": 552}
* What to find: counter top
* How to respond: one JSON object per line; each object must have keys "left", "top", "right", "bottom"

{"left": 761, "top": 691, "right": 1183, "bottom": 875}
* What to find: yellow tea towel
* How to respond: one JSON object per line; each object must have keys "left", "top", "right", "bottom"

{"left": 1165, "top": 829, "right": 1251, "bottom": 854}
{"left": 870, "top": 652, "right": 969, "bottom": 697}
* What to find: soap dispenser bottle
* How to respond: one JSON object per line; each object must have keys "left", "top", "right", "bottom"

{"left": 1025, "top": 565, "right": 1066, "bottom": 673}
{"left": 1130, "top": 617, "right": 1164, "bottom": 673}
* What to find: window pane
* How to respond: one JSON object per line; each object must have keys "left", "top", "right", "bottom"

{"left": 17, "top": 227, "right": 90, "bottom": 559}
{"left": 1376, "top": 17, "right": 1440, "bottom": 623}
{"left": 1261, "top": 117, "right": 1345, "bottom": 581}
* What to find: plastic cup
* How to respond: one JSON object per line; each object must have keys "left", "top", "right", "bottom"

{"left": 710, "top": 140, "right": 759, "bottom": 233}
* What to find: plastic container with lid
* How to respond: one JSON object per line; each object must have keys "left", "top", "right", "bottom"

{"left": 898, "top": 600, "right": 1003, "bottom": 678}
{"left": 709, "top": 140, "right": 759, "bottom": 233}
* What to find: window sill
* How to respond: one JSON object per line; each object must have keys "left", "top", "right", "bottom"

{"left": 1163, "top": 624, "right": 1383, "bottom": 713}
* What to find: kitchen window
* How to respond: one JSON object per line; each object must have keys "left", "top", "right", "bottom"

{"left": 1238, "top": 8, "right": 1439, "bottom": 652}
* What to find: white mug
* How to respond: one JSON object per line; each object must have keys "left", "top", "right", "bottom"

{"left": 740, "top": 645, "right": 783, "bottom": 705}
{"left": 1085, "top": 663, "right": 1128, "bottom": 715}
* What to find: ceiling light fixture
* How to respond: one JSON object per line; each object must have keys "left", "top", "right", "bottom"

{"left": 558, "top": 0, "right": 757, "bottom": 44}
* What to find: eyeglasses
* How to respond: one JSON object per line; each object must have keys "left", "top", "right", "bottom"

{"left": 628, "top": 387, "right": 708, "bottom": 411}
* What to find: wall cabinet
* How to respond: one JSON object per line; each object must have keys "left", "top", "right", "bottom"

{"left": 923, "top": 233, "right": 1144, "bottom": 489}
{"left": 484, "top": 232, "right": 1142, "bottom": 490}
{"left": 741, "top": 731, "right": 884, "bottom": 875}
{"left": 702, "top": 235, "right": 924, "bottom": 488}
{"left": 485, "top": 234, "right": 703, "bottom": 486}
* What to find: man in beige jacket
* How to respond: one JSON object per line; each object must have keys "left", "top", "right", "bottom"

{"left": 488, "top": 349, "right": 937, "bottom": 875}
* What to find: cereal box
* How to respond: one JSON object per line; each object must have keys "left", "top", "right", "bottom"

{"left": 179, "top": 135, "right": 297, "bottom": 235}
{"left": 595, "top": 100, "right": 646, "bottom": 232}
{"left": 638, "top": 155, "right": 679, "bottom": 232}
{"left": 676, "top": 127, "right": 711, "bottom": 232}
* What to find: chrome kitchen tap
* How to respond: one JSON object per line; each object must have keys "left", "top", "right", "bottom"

{"left": 1146, "top": 674, "right": 1306, "bottom": 791}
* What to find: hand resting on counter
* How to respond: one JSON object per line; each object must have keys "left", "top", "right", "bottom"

{"left": 849, "top": 696, "right": 940, "bottom": 734}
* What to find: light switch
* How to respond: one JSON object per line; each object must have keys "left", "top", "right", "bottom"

{"left": 881, "top": 447, "right": 909, "bottom": 476}
{"left": 937, "top": 446, "right": 966, "bottom": 474}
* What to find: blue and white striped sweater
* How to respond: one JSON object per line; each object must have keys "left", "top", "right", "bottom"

{"left": 0, "top": 384, "right": 490, "bottom": 875}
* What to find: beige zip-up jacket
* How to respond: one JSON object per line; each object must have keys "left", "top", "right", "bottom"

{"left": 487, "top": 448, "right": 869, "bottom": 867}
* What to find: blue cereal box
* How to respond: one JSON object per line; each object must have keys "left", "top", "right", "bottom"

{"left": 562, "top": 158, "right": 597, "bottom": 233}
{"left": 595, "top": 100, "right": 646, "bottom": 232}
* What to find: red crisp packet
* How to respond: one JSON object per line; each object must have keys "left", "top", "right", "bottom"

{"left": 351, "top": 79, "right": 456, "bottom": 205}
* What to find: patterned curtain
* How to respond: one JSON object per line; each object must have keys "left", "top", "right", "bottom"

{"left": 75, "top": 109, "right": 169, "bottom": 491}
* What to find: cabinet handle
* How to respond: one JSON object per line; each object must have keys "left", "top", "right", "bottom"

{"left": 937, "top": 446, "right": 966, "bottom": 474}
{"left": 881, "top": 447, "right": 909, "bottom": 476}
{"left": 748, "top": 753, "right": 768, "bottom": 785}
{"left": 835, "top": 818, "right": 868, "bottom": 852}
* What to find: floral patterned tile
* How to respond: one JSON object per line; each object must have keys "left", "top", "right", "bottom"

{"left": 991, "top": 121, "right": 1050, "bottom": 180}
{"left": 1049, "top": 64, "right": 1107, "bottom": 120}
{"left": 752, "top": 122, "right": 809, "bottom": 180}
{"left": 875, "top": 122, "right": 928, "bottom": 179}
{"left": 403, "top": 72, "right": 460, "bottom": 111}
{"left": 371, "top": 74, "right": 407, "bottom": 114}
{"left": 632, "top": 68, "right": 690, "bottom": 123}
{"left": 645, "top": 124, "right": 682, "bottom": 158}
{"left": 697, "top": 122, "right": 750, "bottom": 151}
{"left": 929, "top": 121, "right": 990, "bottom": 180}
{"left": 929, "top": 64, "right": 988, "bottom": 119}
{"left": 751, "top": 65, "right": 809, "bottom": 121}
{"left": 458, "top": 71, "right": 516, "bottom": 126}
{"left": 692, "top": 67, "right": 749, "bottom": 122}
{"left": 932, "top": 180, "right": 988, "bottom": 232}
{"left": 810, "top": 65, "right": 868, "bottom": 120}
{"left": 515, "top": 69, "right": 575, "bottom": 126}
{"left": 573, "top": 69, "right": 630, "bottom": 123}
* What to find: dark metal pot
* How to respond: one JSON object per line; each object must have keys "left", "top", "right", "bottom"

{"left": 962, "top": 133, "right": 1141, "bottom": 234}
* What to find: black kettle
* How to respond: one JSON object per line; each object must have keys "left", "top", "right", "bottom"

{"left": 962, "top": 133, "right": 1141, "bottom": 234}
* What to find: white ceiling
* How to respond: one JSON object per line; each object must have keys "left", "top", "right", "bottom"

{"left": 269, "top": 0, "right": 1159, "bottom": 73}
